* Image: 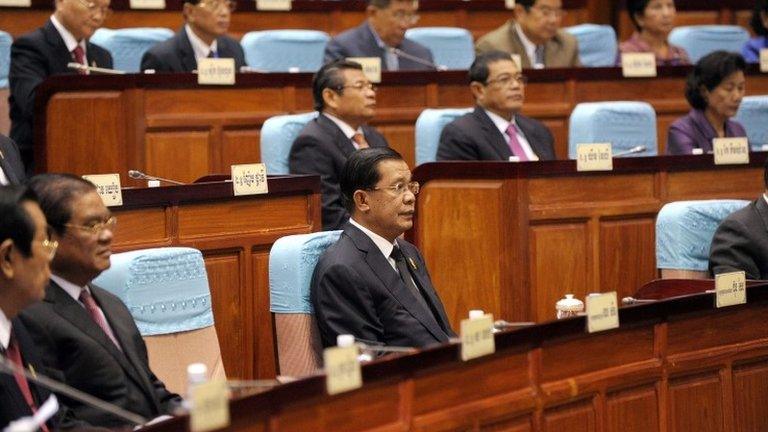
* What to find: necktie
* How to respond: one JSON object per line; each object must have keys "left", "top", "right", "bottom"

{"left": 390, "top": 247, "right": 434, "bottom": 317}
{"left": 352, "top": 132, "right": 369, "bottom": 149}
{"left": 534, "top": 45, "right": 545, "bottom": 69}
{"left": 6, "top": 334, "right": 49, "bottom": 432}
{"left": 80, "top": 289, "right": 122, "bottom": 350}
{"left": 505, "top": 123, "right": 529, "bottom": 161}
{"left": 72, "top": 45, "right": 86, "bottom": 75}
{"left": 384, "top": 48, "right": 399, "bottom": 71}
{"left": 207, "top": 49, "right": 218, "bottom": 59}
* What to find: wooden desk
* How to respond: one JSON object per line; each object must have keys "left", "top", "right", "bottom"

{"left": 113, "top": 176, "right": 321, "bottom": 379}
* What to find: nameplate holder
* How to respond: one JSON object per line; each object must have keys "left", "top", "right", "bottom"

{"left": 621, "top": 53, "right": 657, "bottom": 78}
{"left": 510, "top": 54, "right": 522, "bottom": 71}
{"left": 347, "top": 57, "right": 381, "bottom": 83}
{"left": 197, "top": 58, "right": 235, "bottom": 85}
{"left": 129, "top": 0, "right": 165, "bottom": 9}
{"left": 760, "top": 49, "right": 768, "bottom": 73}
{"left": 586, "top": 292, "right": 619, "bottom": 333}
{"left": 505, "top": 0, "right": 515, "bottom": 9}
{"left": 460, "top": 313, "right": 495, "bottom": 361}
{"left": 255, "top": 0, "right": 291, "bottom": 10}
{"left": 82, "top": 174, "right": 123, "bottom": 207}
{"left": 231, "top": 163, "right": 268, "bottom": 196}
{"left": 715, "top": 271, "right": 746, "bottom": 308}
{"left": 324, "top": 345, "right": 362, "bottom": 395}
{"left": 576, "top": 143, "right": 613, "bottom": 172}
{"left": 0, "top": 0, "right": 30, "bottom": 6}
{"left": 713, "top": 137, "right": 749, "bottom": 165}
{"left": 189, "top": 380, "right": 230, "bottom": 432}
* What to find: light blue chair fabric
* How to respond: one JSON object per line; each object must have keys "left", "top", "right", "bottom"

{"left": 404, "top": 27, "right": 474, "bottom": 70}
{"left": 241, "top": 30, "right": 329, "bottom": 72}
{"left": 568, "top": 101, "right": 658, "bottom": 159}
{"left": 260, "top": 111, "right": 317, "bottom": 174}
{"left": 415, "top": 107, "right": 472, "bottom": 165}
{"left": 656, "top": 200, "right": 749, "bottom": 271}
{"left": 735, "top": 95, "right": 768, "bottom": 150}
{"left": 90, "top": 27, "right": 174, "bottom": 73}
{"left": 93, "top": 247, "right": 214, "bottom": 336}
{"left": 564, "top": 24, "right": 618, "bottom": 67}
{"left": 668, "top": 25, "right": 750, "bottom": 63}
{"left": 0, "top": 31, "right": 12, "bottom": 88}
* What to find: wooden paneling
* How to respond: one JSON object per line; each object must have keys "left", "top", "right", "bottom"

{"left": 543, "top": 400, "right": 596, "bottom": 432}
{"left": 599, "top": 217, "right": 657, "bottom": 299}
{"left": 669, "top": 373, "right": 724, "bottom": 432}
{"left": 221, "top": 128, "right": 261, "bottom": 169}
{"left": 145, "top": 130, "right": 211, "bottom": 183}
{"left": 732, "top": 360, "right": 768, "bottom": 432}
{"left": 606, "top": 387, "right": 660, "bottom": 432}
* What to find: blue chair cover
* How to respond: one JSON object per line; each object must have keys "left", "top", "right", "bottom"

{"left": 90, "top": 27, "right": 174, "bottom": 73}
{"left": 0, "top": 31, "right": 12, "bottom": 88}
{"left": 564, "top": 24, "right": 618, "bottom": 67}
{"left": 668, "top": 25, "right": 750, "bottom": 63}
{"left": 656, "top": 200, "right": 749, "bottom": 271}
{"left": 93, "top": 247, "right": 214, "bottom": 336}
{"left": 568, "top": 101, "right": 658, "bottom": 159}
{"left": 241, "top": 30, "right": 329, "bottom": 72}
{"left": 414, "top": 107, "right": 472, "bottom": 165}
{"left": 269, "top": 231, "right": 342, "bottom": 314}
{"left": 260, "top": 111, "right": 317, "bottom": 174}
{"left": 735, "top": 95, "right": 768, "bottom": 150}
{"left": 404, "top": 27, "right": 474, "bottom": 70}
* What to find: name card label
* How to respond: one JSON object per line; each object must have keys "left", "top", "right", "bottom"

{"left": 715, "top": 271, "right": 747, "bottom": 308}
{"left": 713, "top": 137, "right": 749, "bottom": 165}
{"left": 586, "top": 292, "right": 619, "bottom": 333}
{"left": 323, "top": 346, "right": 362, "bottom": 395}
{"left": 255, "top": 0, "right": 291, "bottom": 10}
{"left": 82, "top": 174, "right": 123, "bottom": 207}
{"left": 129, "top": 0, "right": 165, "bottom": 9}
{"left": 197, "top": 58, "right": 235, "bottom": 85}
{"left": 460, "top": 313, "right": 495, "bottom": 361}
{"left": 505, "top": 0, "right": 515, "bottom": 8}
{"left": 621, "top": 53, "right": 657, "bottom": 78}
{"left": 189, "top": 381, "right": 230, "bottom": 432}
{"left": 231, "top": 163, "right": 268, "bottom": 196}
{"left": 348, "top": 57, "right": 381, "bottom": 83}
{"left": 576, "top": 143, "right": 613, "bottom": 172}
{"left": 761, "top": 49, "right": 768, "bottom": 73}
{"left": 0, "top": 0, "right": 31, "bottom": 6}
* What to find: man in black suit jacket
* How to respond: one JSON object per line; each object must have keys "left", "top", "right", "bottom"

{"left": 9, "top": 0, "right": 113, "bottom": 174}
{"left": 324, "top": 0, "right": 434, "bottom": 71}
{"left": 140, "top": 0, "right": 245, "bottom": 73}
{"left": 0, "top": 135, "right": 25, "bottom": 185}
{"left": 290, "top": 60, "right": 389, "bottom": 230}
{"left": 311, "top": 147, "right": 455, "bottom": 348}
{"left": 437, "top": 50, "right": 556, "bottom": 161}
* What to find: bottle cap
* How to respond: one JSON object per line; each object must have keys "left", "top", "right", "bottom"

{"left": 187, "top": 363, "right": 208, "bottom": 385}
{"left": 468, "top": 309, "right": 485, "bottom": 319}
{"left": 555, "top": 294, "right": 584, "bottom": 312}
{"left": 337, "top": 334, "right": 355, "bottom": 348}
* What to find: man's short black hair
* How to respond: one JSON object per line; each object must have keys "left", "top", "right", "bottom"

{"left": 312, "top": 60, "right": 364, "bottom": 112}
{"left": 468, "top": 50, "right": 515, "bottom": 84}
{"left": 0, "top": 185, "right": 39, "bottom": 257}
{"left": 626, "top": 0, "right": 652, "bottom": 32}
{"left": 515, "top": 0, "right": 536, "bottom": 11}
{"left": 750, "top": 0, "right": 768, "bottom": 36}
{"left": 684, "top": 51, "right": 746, "bottom": 110}
{"left": 340, "top": 147, "right": 405, "bottom": 213}
{"left": 27, "top": 174, "right": 97, "bottom": 236}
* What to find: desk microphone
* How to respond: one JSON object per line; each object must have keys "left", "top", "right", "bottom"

{"left": 67, "top": 63, "right": 126, "bottom": 75}
{"left": 128, "top": 170, "right": 186, "bottom": 186}
{"left": 613, "top": 145, "right": 647, "bottom": 157}
{"left": 389, "top": 47, "right": 447, "bottom": 71}
{"left": 621, "top": 297, "right": 657, "bottom": 305}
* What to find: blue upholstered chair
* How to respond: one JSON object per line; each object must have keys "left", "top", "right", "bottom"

{"left": 404, "top": 27, "right": 474, "bottom": 70}
{"left": 269, "top": 230, "right": 342, "bottom": 377}
{"left": 735, "top": 95, "right": 768, "bottom": 150}
{"left": 94, "top": 247, "right": 225, "bottom": 393}
{"left": 668, "top": 25, "right": 750, "bottom": 63}
{"left": 240, "top": 30, "right": 329, "bottom": 72}
{"left": 0, "top": 30, "right": 11, "bottom": 88}
{"left": 90, "top": 27, "right": 174, "bottom": 73}
{"left": 414, "top": 108, "right": 472, "bottom": 165}
{"left": 656, "top": 200, "right": 749, "bottom": 279}
{"left": 564, "top": 24, "right": 618, "bottom": 67}
{"left": 260, "top": 111, "right": 317, "bottom": 174}
{"left": 568, "top": 101, "right": 658, "bottom": 159}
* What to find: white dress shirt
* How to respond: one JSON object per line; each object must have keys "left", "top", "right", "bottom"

{"left": 484, "top": 109, "right": 539, "bottom": 161}
{"left": 0, "top": 307, "right": 11, "bottom": 351}
{"left": 185, "top": 24, "right": 219, "bottom": 62}
{"left": 0, "top": 166, "right": 9, "bottom": 185}
{"left": 514, "top": 22, "right": 544, "bottom": 69}
{"left": 323, "top": 113, "right": 367, "bottom": 150}
{"left": 349, "top": 218, "right": 398, "bottom": 271}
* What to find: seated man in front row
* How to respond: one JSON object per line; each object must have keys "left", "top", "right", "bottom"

{"left": 437, "top": 50, "right": 555, "bottom": 162}
{"left": 311, "top": 147, "right": 455, "bottom": 348}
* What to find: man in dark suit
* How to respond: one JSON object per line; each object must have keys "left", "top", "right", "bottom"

{"left": 290, "top": 60, "right": 389, "bottom": 231}
{"left": 140, "top": 0, "right": 245, "bottom": 72}
{"left": 438, "top": 50, "right": 556, "bottom": 161}
{"left": 19, "top": 174, "right": 181, "bottom": 428}
{"left": 9, "top": 0, "right": 113, "bottom": 174}
{"left": 324, "top": 0, "right": 435, "bottom": 71}
{"left": 311, "top": 147, "right": 455, "bottom": 348}
{"left": 0, "top": 135, "right": 25, "bottom": 185}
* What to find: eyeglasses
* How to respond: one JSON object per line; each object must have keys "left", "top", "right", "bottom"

{"left": 369, "top": 181, "right": 420, "bottom": 196}
{"left": 40, "top": 239, "right": 59, "bottom": 260}
{"left": 197, "top": 0, "right": 236, "bottom": 12}
{"left": 64, "top": 216, "right": 117, "bottom": 235}
{"left": 390, "top": 11, "right": 420, "bottom": 25}
{"left": 530, "top": 5, "right": 566, "bottom": 18}
{"left": 75, "top": 0, "right": 113, "bottom": 18}
{"left": 485, "top": 74, "right": 528, "bottom": 87}
{"left": 335, "top": 82, "right": 377, "bottom": 92}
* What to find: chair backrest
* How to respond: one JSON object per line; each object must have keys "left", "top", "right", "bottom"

{"left": 404, "top": 27, "right": 474, "bottom": 70}
{"left": 656, "top": 200, "right": 749, "bottom": 279}
{"left": 668, "top": 25, "right": 750, "bottom": 63}
{"left": 260, "top": 111, "right": 317, "bottom": 174}
{"left": 90, "top": 27, "right": 174, "bottom": 73}
{"left": 269, "top": 230, "right": 342, "bottom": 377}
{"left": 93, "top": 247, "right": 225, "bottom": 394}
{"left": 241, "top": 30, "right": 329, "bottom": 72}
{"left": 564, "top": 24, "right": 618, "bottom": 67}
{"left": 568, "top": 101, "right": 658, "bottom": 159}
{"left": 0, "top": 30, "right": 11, "bottom": 88}
{"left": 415, "top": 107, "right": 473, "bottom": 165}
{"left": 735, "top": 95, "right": 768, "bottom": 150}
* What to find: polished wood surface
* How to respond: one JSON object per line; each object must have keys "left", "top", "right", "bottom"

{"left": 112, "top": 176, "right": 321, "bottom": 380}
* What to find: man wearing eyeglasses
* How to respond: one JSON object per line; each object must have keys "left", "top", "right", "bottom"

{"left": 476, "top": 0, "right": 579, "bottom": 69}
{"left": 9, "top": 0, "right": 113, "bottom": 175}
{"left": 140, "top": 0, "right": 245, "bottom": 73}
{"left": 437, "top": 51, "right": 555, "bottom": 161}
{"left": 311, "top": 147, "right": 455, "bottom": 349}
{"left": 19, "top": 174, "right": 181, "bottom": 428}
{"left": 324, "top": 0, "right": 434, "bottom": 71}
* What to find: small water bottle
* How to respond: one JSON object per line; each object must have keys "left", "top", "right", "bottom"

{"left": 337, "top": 334, "right": 372, "bottom": 363}
{"left": 556, "top": 294, "right": 584, "bottom": 319}
{"left": 468, "top": 309, "right": 485, "bottom": 320}
{"left": 184, "top": 363, "right": 208, "bottom": 411}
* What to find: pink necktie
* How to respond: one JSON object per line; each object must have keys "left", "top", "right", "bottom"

{"left": 80, "top": 289, "right": 122, "bottom": 350}
{"left": 71, "top": 46, "right": 86, "bottom": 75}
{"left": 505, "top": 123, "right": 529, "bottom": 161}
{"left": 352, "top": 132, "right": 369, "bottom": 149}
{"left": 6, "top": 334, "right": 50, "bottom": 432}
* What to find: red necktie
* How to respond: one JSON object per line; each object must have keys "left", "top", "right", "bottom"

{"left": 71, "top": 46, "right": 86, "bottom": 75}
{"left": 352, "top": 132, "right": 369, "bottom": 149}
{"left": 80, "top": 289, "right": 122, "bottom": 350}
{"left": 505, "top": 123, "right": 529, "bottom": 161}
{"left": 6, "top": 334, "right": 50, "bottom": 432}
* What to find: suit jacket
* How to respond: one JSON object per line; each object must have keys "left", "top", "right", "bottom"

{"left": 437, "top": 107, "right": 556, "bottom": 161}
{"left": 289, "top": 114, "right": 388, "bottom": 230}
{"left": 311, "top": 223, "right": 455, "bottom": 348}
{"left": 18, "top": 281, "right": 181, "bottom": 428}
{"left": 709, "top": 198, "right": 768, "bottom": 280}
{"left": 0, "top": 134, "right": 25, "bottom": 185}
{"left": 667, "top": 109, "right": 748, "bottom": 155}
{"left": 475, "top": 19, "right": 580, "bottom": 68}
{"left": 9, "top": 19, "right": 113, "bottom": 174}
{"left": 140, "top": 26, "right": 246, "bottom": 73}
{"left": 324, "top": 22, "right": 435, "bottom": 71}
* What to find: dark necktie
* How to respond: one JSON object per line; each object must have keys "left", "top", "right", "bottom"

{"left": 80, "top": 289, "right": 122, "bottom": 350}
{"left": 5, "top": 333, "right": 50, "bottom": 432}
{"left": 390, "top": 247, "right": 436, "bottom": 318}
{"left": 207, "top": 49, "right": 218, "bottom": 58}
{"left": 71, "top": 45, "right": 86, "bottom": 75}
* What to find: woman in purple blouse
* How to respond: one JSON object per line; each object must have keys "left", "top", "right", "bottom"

{"left": 742, "top": 0, "right": 768, "bottom": 64}
{"left": 666, "top": 51, "right": 747, "bottom": 155}
{"left": 617, "top": 0, "right": 690, "bottom": 66}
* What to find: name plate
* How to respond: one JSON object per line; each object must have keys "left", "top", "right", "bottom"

{"left": 715, "top": 271, "right": 746, "bottom": 308}
{"left": 761, "top": 49, "right": 768, "bottom": 73}
{"left": 347, "top": 57, "right": 381, "bottom": 84}
{"left": 255, "top": 0, "right": 291, "bottom": 10}
{"left": 505, "top": 0, "right": 515, "bottom": 8}
{"left": 713, "top": 137, "right": 749, "bottom": 165}
{"left": 0, "top": 0, "right": 30, "bottom": 5}
{"left": 621, "top": 53, "right": 657, "bottom": 78}
{"left": 129, "top": 0, "right": 165, "bottom": 9}
{"left": 586, "top": 292, "right": 619, "bottom": 333}
{"left": 231, "top": 163, "right": 268, "bottom": 196}
{"left": 324, "top": 345, "right": 362, "bottom": 395}
{"left": 576, "top": 143, "right": 613, "bottom": 172}
{"left": 460, "top": 313, "right": 495, "bottom": 361}
{"left": 189, "top": 381, "right": 230, "bottom": 432}
{"left": 197, "top": 58, "right": 235, "bottom": 85}
{"left": 82, "top": 174, "right": 123, "bottom": 207}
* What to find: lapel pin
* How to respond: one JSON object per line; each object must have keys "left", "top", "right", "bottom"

{"left": 408, "top": 257, "right": 418, "bottom": 271}
{"left": 28, "top": 364, "right": 37, "bottom": 378}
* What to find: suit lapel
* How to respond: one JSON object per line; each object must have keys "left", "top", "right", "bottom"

{"left": 395, "top": 242, "right": 452, "bottom": 336}
{"left": 515, "top": 115, "right": 544, "bottom": 160}
{"left": 473, "top": 108, "right": 511, "bottom": 160}
{"left": 317, "top": 114, "right": 357, "bottom": 156}
{"left": 177, "top": 28, "right": 198, "bottom": 72}
{"left": 0, "top": 151, "right": 19, "bottom": 185}
{"left": 43, "top": 20, "right": 76, "bottom": 74}
{"left": 506, "top": 22, "right": 531, "bottom": 68}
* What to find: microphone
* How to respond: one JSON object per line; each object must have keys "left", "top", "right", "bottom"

{"left": 621, "top": 297, "right": 657, "bottom": 305}
{"left": 127, "top": 170, "right": 185, "bottom": 186}
{"left": 67, "top": 63, "right": 125, "bottom": 75}
{"left": 389, "top": 47, "right": 447, "bottom": 71}
{"left": 613, "top": 145, "right": 647, "bottom": 157}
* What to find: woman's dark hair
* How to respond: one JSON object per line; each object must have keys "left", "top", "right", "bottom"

{"left": 626, "top": 0, "right": 651, "bottom": 32}
{"left": 684, "top": 51, "right": 746, "bottom": 110}
{"left": 750, "top": 0, "right": 768, "bottom": 36}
